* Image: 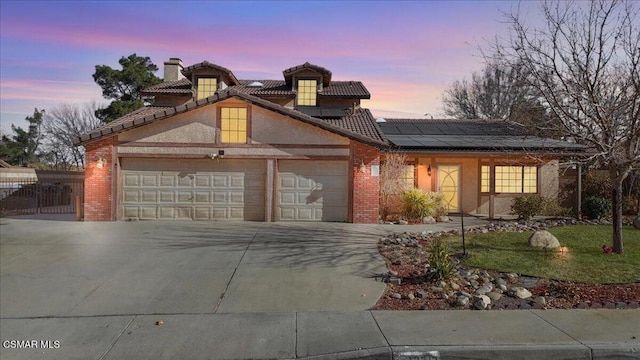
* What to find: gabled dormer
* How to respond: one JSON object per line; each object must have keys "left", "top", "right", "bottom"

{"left": 182, "top": 61, "right": 240, "bottom": 100}
{"left": 283, "top": 62, "right": 332, "bottom": 107}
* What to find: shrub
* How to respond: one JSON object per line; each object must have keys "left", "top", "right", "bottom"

{"left": 427, "top": 238, "right": 456, "bottom": 281}
{"left": 582, "top": 196, "right": 612, "bottom": 220}
{"left": 401, "top": 189, "right": 447, "bottom": 221}
{"left": 542, "top": 198, "right": 574, "bottom": 217}
{"left": 583, "top": 171, "right": 611, "bottom": 198}
{"left": 511, "top": 195, "right": 545, "bottom": 219}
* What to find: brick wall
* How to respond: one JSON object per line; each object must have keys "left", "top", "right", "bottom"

{"left": 84, "top": 137, "right": 115, "bottom": 221}
{"left": 352, "top": 142, "right": 380, "bottom": 223}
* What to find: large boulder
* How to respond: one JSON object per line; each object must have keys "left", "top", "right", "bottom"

{"left": 528, "top": 230, "right": 560, "bottom": 249}
{"left": 634, "top": 216, "right": 640, "bottom": 230}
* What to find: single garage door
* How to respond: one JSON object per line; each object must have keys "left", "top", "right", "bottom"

{"left": 121, "top": 158, "right": 265, "bottom": 220}
{"left": 277, "top": 160, "right": 348, "bottom": 221}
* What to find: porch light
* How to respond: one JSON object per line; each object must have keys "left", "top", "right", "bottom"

{"left": 359, "top": 160, "right": 366, "bottom": 173}
{"left": 96, "top": 157, "right": 106, "bottom": 169}
{"left": 427, "top": 164, "right": 432, "bottom": 176}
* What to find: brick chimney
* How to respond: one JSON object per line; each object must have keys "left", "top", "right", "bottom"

{"left": 163, "top": 58, "right": 185, "bottom": 81}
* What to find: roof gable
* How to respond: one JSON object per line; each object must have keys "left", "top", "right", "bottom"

{"left": 74, "top": 89, "right": 387, "bottom": 148}
{"left": 181, "top": 61, "right": 239, "bottom": 85}
{"left": 283, "top": 62, "right": 332, "bottom": 86}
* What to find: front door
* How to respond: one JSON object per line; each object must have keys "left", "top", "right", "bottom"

{"left": 437, "top": 165, "right": 460, "bottom": 212}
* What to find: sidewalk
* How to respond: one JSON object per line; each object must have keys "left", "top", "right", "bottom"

{"left": 2, "top": 309, "right": 638, "bottom": 359}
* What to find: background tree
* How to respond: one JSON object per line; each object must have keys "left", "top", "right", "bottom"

{"left": 39, "top": 102, "right": 103, "bottom": 169}
{"left": 0, "top": 108, "right": 45, "bottom": 166}
{"left": 491, "top": 0, "right": 639, "bottom": 253}
{"left": 441, "top": 61, "right": 558, "bottom": 137}
{"left": 93, "top": 53, "right": 161, "bottom": 122}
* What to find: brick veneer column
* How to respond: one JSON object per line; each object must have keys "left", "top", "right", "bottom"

{"left": 351, "top": 141, "right": 380, "bottom": 223}
{"left": 84, "top": 137, "right": 116, "bottom": 221}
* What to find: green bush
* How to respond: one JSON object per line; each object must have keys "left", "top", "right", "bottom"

{"left": 583, "top": 171, "right": 611, "bottom": 198}
{"left": 428, "top": 238, "right": 456, "bottom": 281}
{"left": 401, "top": 189, "right": 447, "bottom": 221}
{"left": 542, "top": 198, "right": 574, "bottom": 217}
{"left": 511, "top": 195, "right": 545, "bottom": 219}
{"left": 582, "top": 196, "right": 612, "bottom": 220}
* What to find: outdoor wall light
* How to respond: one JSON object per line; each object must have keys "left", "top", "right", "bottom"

{"left": 96, "top": 157, "right": 106, "bottom": 169}
{"left": 427, "top": 164, "right": 432, "bottom": 176}
{"left": 359, "top": 159, "right": 366, "bottom": 173}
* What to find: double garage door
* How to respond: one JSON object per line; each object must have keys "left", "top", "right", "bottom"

{"left": 121, "top": 159, "right": 348, "bottom": 221}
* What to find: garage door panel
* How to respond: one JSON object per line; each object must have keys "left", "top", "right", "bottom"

{"left": 141, "top": 191, "right": 157, "bottom": 202}
{"left": 277, "top": 160, "right": 348, "bottom": 221}
{"left": 124, "top": 174, "right": 140, "bottom": 186}
{"left": 195, "top": 176, "right": 210, "bottom": 187}
{"left": 123, "top": 190, "right": 139, "bottom": 202}
{"left": 140, "top": 207, "right": 157, "bottom": 219}
{"left": 159, "top": 176, "right": 175, "bottom": 187}
{"left": 121, "top": 159, "right": 265, "bottom": 220}
{"left": 194, "top": 191, "right": 210, "bottom": 202}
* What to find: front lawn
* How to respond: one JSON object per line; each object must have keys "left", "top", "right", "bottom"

{"left": 446, "top": 225, "right": 640, "bottom": 284}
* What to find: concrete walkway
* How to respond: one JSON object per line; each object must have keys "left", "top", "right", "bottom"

{"left": 1, "top": 310, "right": 638, "bottom": 359}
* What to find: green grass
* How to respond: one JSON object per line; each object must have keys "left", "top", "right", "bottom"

{"left": 445, "top": 225, "right": 640, "bottom": 284}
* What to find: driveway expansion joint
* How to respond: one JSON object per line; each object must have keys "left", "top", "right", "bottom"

{"left": 97, "top": 315, "right": 136, "bottom": 360}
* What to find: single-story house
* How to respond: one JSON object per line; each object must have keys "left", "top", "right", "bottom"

{"left": 74, "top": 58, "right": 583, "bottom": 222}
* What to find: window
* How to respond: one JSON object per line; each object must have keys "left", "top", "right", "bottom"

{"left": 482, "top": 165, "right": 537, "bottom": 193}
{"left": 220, "top": 107, "right": 247, "bottom": 143}
{"left": 197, "top": 77, "right": 217, "bottom": 100}
{"left": 481, "top": 165, "right": 490, "bottom": 193}
{"left": 297, "top": 79, "right": 317, "bottom": 106}
{"left": 401, "top": 165, "right": 415, "bottom": 188}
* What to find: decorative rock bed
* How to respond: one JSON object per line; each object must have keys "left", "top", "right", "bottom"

{"left": 372, "top": 218, "right": 640, "bottom": 311}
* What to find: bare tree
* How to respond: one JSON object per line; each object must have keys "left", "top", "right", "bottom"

{"left": 491, "top": 0, "right": 639, "bottom": 253}
{"left": 41, "top": 101, "right": 103, "bottom": 169}
{"left": 380, "top": 153, "right": 411, "bottom": 219}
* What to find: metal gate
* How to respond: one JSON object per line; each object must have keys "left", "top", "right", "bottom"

{"left": 0, "top": 169, "right": 84, "bottom": 216}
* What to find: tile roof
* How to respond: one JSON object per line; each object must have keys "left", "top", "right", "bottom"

{"left": 181, "top": 61, "right": 240, "bottom": 85}
{"left": 141, "top": 79, "right": 192, "bottom": 95}
{"left": 283, "top": 62, "right": 332, "bottom": 86}
{"left": 321, "top": 109, "right": 386, "bottom": 143}
{"left": 228, "top": 80, "right": 370, "bottom": 98}
{"left": 74, "top": 90, "right": 387, "bottom": 148}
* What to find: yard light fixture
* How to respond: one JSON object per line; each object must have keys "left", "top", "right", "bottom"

{"left": 359, "top": 159, "right": 366, "bottom": 173}
{"left": 427, "top": 164, "right": 432, "bottom": 176}
{"left": 96, "top": 157, "right": 106, "bottom": 169}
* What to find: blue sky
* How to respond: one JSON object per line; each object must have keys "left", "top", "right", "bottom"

{"left": 0, "top": 0, "right": 535, "bottom": 134}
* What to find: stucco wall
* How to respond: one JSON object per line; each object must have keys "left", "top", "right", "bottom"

{"left": 119, "top": 106, "right": 215, "bottom": 143}
{"left": 251, "top": 106, "right": 349, "bottom": 145}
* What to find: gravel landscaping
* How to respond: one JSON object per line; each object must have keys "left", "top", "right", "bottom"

{"left": 371, "top": 218, "right": 640, "bottom": 311}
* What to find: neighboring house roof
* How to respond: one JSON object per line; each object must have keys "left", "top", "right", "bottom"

{"left": 74, "top": 89, "right": 387, "bottom": 148}
{"left": 379, "top": 119, "right": 585, "bottom": 154}
{"left": 0, "top": 159, "right": 13, "bottom": 168}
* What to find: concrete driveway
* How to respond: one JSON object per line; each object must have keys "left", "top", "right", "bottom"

{"left": 0, "top": 218, "right": 387, "bottom": 318}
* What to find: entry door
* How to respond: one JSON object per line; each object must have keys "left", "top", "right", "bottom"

{"left": 437, "top": 165, "right": 460, "bottom": 212}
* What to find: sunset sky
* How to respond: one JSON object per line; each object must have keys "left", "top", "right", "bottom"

{"left": 0, "top": 0, "right": 537, "bottom": 135}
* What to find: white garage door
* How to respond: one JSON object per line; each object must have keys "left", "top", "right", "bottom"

{"left": 121, "top": 158, "right": 265, "bottom": 220}
{"left": 277, "top": 160, "right": 348, "bottom": 221}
